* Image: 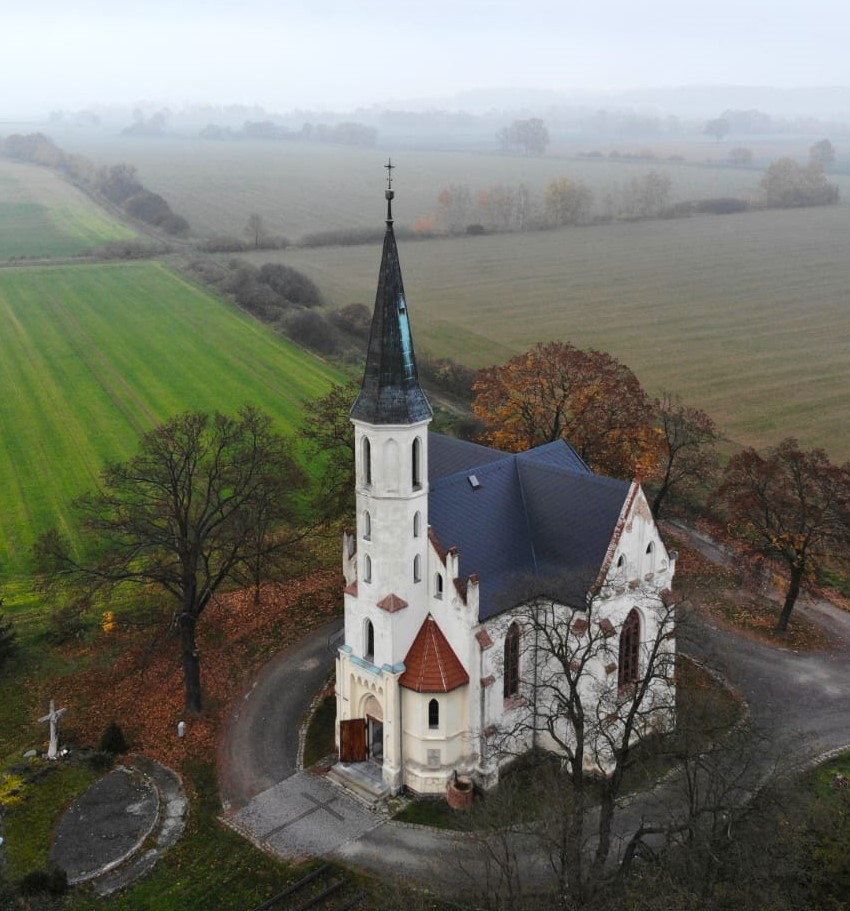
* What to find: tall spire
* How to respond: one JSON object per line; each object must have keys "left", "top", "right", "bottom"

{"left": 350, "top": 163, "right": 432, "bottom": 425}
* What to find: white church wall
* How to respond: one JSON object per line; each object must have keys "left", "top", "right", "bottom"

{"left": 401, "top": 687, "right": 471, "bottom": 793}
{"left": 351, "top": 419, "right": 432, "bottom": 668}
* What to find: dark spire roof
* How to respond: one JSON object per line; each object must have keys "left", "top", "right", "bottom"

{"left": 350, "top": 163, "right": 432, "bottom": 425}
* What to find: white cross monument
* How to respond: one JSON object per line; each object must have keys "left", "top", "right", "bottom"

{"left": 38, "top": 699, "right": 67, "bottom": 760}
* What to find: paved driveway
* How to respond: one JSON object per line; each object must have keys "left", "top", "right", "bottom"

{"left": 218, "top": 554, "right": 850, "bottom": 885}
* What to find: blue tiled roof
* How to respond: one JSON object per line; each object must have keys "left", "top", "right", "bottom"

{"left": 428, "top": 434, "right": 630, "bottom": 620}
{"left": 428, "top": 433, "right": 510, "bottom": 482}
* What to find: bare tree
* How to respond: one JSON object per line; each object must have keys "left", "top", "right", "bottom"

{"left": 648, "top": 393, "right": 720, "bottom": 519}
{"left": 34, "top": 407, "right": 306, "bottom": 712}
{"left": 245, "top": 212, "right": 267, "bottom": 248}
{"left": 472, "top": 579, "right": 678, "bottom": 908}
{"left": 714, "top": 437, "right": 850, "bottom": 631}
{"left": 809, "top": 138, "right": 836, "bottom": 171}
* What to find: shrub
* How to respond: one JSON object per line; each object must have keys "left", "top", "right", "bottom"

{"left": 329, "top": 303, "right": 371, "bottom": 340}
{"left": 89, "top": 240, "right": 166, "bottom": 259}
{"left": 46, "top": 598, "right": 91, "bottom": 644}
{"left": 286, "top": 310, "right": 340, "bottom": 355}
{"left": 99, "top": 721, "right": 128, "bottom": 755}
{"left": 88, "top": 750, "right": 116, "bottom": 772}
{"left": 197, "top": 236, "right": 249, "bottom": 253}
{"left": 0, "top": 605, "right": 17, "bottom": 673}
{"left": 695, "top": 197, "right": 749, "bottom": 215}
{"left": 257, "top": 263, "right": 322, "bottom": 307}
{"left": 18, "top": 867, "right": 68, "bottom": 896}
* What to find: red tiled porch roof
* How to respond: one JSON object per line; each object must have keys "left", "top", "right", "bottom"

{"left": 399, "top": 614, "right": 469, "bottom": 693}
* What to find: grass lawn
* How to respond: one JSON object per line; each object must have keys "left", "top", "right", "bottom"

{"left": 1, "top": 759, "right": 100, "bottom": 881}
{"left": 0, "top": 160, "right": 135, "bottom": 259}
{"left": 0, "top": 261, "right": 342, "bottom": 579}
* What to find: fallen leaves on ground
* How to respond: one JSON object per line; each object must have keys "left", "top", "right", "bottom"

{"left": 32, "top": 571, "right": 340, "bottom": 775}
{"left": 667, "top": 530, "right": 834, "bottom": 652}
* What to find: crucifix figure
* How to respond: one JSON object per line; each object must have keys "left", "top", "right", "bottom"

{"left": 38, "top": 699, "right": 67, "bottom": 760}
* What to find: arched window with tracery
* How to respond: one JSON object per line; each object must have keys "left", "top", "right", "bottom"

{"left": 618, "top": 608, "right": 641, "bottom": 688}
{"left": 504, "top": 622, "right": 520, "bottom": 699}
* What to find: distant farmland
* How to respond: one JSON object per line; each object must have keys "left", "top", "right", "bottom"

{"left": 44, "top": 132, "right": 796, "bottom": 240}
{"left": 0, "top": 262, "right": 341, "bottom": 576}
{"left": 0, "top": 159, "right": 135, "bottom": 258}
{"left": 271, "top": 204, "right": 850, "bottom": 461}
{"left": 7, "top": 138, "right": 848, "bottom": 459}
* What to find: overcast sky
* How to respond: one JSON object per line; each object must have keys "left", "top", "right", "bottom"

{"left": 3, "top": 0, "right": 848, "bottom": 117}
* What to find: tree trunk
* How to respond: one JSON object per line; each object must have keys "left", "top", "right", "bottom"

{"left": 179, "top": 611, "right": 203, "bottom": 714}
{"left": 776, "top": 566, "right": 804, "bottom": 632}
{"left": 651, "top": 463, "right": 673, "bottom": 519}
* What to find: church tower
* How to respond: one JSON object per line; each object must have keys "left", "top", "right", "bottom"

{"left": 337, "top": 164, "right": 433, "bottom": 792}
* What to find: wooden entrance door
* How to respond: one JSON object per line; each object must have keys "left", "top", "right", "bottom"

{"left": 339, "top": 718, "right": 367, "bottom": 762}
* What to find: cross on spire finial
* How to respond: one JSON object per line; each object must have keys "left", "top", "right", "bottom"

{"left": 384, "top": 158, "right": 395, "bottom": 224}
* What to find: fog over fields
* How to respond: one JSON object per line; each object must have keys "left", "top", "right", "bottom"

{"left": 3, "top": 0, "right": 850, "bottom": 118}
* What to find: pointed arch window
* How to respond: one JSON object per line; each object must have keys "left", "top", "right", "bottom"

{"left": 504, "top": 622, "right": 520, "bottom": 699}
{"left": 412, "top": 437, "right": 422, "bottom": 489}
{"left": 428, "top": 698, "right": 440, "bottom": 730}
{"left": 618, "top": 609, "right": 641, "bottom": 688}
{"left": 365, "top": 619, "right": 375, "bottom": 663}
{"left": 414, "top": 554, "right": 422, "bottom": 583}
{"left": 362, "top": 511, "right": 371, "bottom": 541}
{"left": 413, "top": 511, "right": 421, "bottom": 538}
{"left": 435, "top": 573, "right": 444, "bottom": 599}
{"left": 362, "top": 436, "right": 372, "bottom": 486}
{"left": 645, "top": 541, "right": 655, "bottom": 575}
{"left": 363, "top": 554, "right": 372, "bottom": 584}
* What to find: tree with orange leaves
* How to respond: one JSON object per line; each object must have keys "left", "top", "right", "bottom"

{"left": 472, "top": 341, "right": 656, "bottom": 480}
{"left": 714, "top": 438, "right": 850, "bottom": 632}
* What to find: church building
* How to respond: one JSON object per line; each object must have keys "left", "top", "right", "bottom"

{"left": 334, "top": 171, "right": 676, "bottom": 797}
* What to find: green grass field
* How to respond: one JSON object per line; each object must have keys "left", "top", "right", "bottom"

{"left": 0, "top": 261, "right": 341, "bottom": 577}
{"left": 0, "top": 159, "right": 136, "bottom": 259}
{"left": 269, "top": 203, "right": 850, "bottom": 460}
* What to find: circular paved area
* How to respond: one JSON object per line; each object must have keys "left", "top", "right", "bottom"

{"left": 49, "top": 755, "right": 187, "bottom": 895}
{"left": 51, "top": 766, "right": 158, "bottom": 884}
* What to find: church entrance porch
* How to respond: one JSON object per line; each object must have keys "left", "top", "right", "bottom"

{"left": 329, "top": 691, "right": 392, "bottom": 804}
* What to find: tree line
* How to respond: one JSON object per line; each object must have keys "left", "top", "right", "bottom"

{"left": 418, "top": 151, "right": 839, "bottom": 237}
{"left": 0, "top": 133, "right": 190, "bottom": 236}
{"left": 198, "top": 120, "right": 377, "bottom": 147}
